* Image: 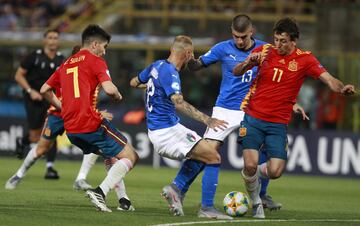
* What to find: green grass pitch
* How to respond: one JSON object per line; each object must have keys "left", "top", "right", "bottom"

{"left": 0, "top": 157, "right": 359, "bottom": 226}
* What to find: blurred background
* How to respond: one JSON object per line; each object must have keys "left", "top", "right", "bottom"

{"left": 0, "top": 0, "right": 359, "bottom": 177}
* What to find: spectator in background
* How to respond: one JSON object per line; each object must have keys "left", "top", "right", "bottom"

{"left": 293, "top": 80, "right": 316, "bottom": 129}
{"left": 317, "top": 87, "right": 345, "bottom": 129}
{"left": 0, "top": 4, "right": 18, "bottom": 31}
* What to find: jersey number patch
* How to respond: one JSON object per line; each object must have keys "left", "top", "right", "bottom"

{"left": 272, "top": 68, "right": 283, "bottom": 83}
{"left": 66, "top": 66, "right": 80, "bottom": 98}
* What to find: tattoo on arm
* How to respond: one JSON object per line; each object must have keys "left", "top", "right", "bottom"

{"left": 171, "top": 94, "right": 209, "bottom": 124}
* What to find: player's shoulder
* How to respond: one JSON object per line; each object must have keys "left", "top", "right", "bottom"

{"left": 254, "top": 39, "right": 267, "bottom": 47}
{"left": 253, "top": 43, "right": 274, "bottom": 52}
{"left": 213, "top": 39, "right": 232, "bottom": 49}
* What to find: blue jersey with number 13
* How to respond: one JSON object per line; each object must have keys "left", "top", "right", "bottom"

{"left": 200, "top": 38, "right": 266, "bottom": 110}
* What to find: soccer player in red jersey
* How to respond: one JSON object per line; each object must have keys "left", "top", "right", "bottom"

{"left": 40, "top": 24, "right": 139, "bottom": 212}
{"left": 233, "top": 18, "right": 355, "bottom": 218}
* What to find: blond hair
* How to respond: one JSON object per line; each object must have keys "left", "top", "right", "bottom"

{"left": 171, "top": 35, "right": 193, "bottom": 52}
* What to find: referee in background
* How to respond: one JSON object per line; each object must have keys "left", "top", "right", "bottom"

{"left": 14, "top": 29, "right": 64, "bottom": 179}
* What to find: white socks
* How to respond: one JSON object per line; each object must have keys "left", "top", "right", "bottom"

{"left": 241, "top": 169, "right": 261, "bottom": 205}
{"left": 16, "top": 146, "right": 39, "bottom": 178}
{"left": 75, "top": 153, "right": 99, "bottom": 181}
{"left": 104, "top": 158, "right": 129, "bottom": 200}
{"left": 99, "top": 158, "right": 133, "bottom": 197}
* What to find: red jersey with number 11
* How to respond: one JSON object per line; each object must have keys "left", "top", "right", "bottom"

{"left": 46, "top": 49, "right": 111, "bottom": 133}
{"left": 241, "top": 44, "right": 326, "bottom": 124}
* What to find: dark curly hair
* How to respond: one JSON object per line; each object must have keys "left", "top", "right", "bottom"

{"left": 273, "top": 17, "right": 299, "bottom": 41}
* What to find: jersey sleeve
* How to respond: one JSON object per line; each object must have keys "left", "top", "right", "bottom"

{"left": 20, "top": 51, "right": 36, "bottom": 70}
{"left": 46, "top": 69, "right": 60, "bottom": 89}
{"left": 138, "top": 63, "right": 153, "bottom": 83}
{"left": 93, "top": 58, "right": 112, "bottom": 83}
{"left": 305, "top": 54, "right": 327, "bottom": 79}
{"left": 160, "top": 68, "right": 181, "bottom": 97}
{"left": 200, "top": 43, "right": 224, "bottom": 66}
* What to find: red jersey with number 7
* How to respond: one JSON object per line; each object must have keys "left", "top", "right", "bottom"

{"left": 241, "top": 44, "right": 326, "bottom": 124}
{"left": 46, "top": 49, "right": 111, "bottom": 133}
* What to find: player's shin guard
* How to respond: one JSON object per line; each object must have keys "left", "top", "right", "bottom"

{"left": 241, "top": 169, "right": 261, "bottom": 205}
{"left": 173, "top": 159, "right": 204, "bottom": 195}
{"left": 16, "top": 146, "right": 39, "bottom": 178}
{"left": 99, "top": 158, "right": 132, "bottom": 197}
{"left": 76, "top": 153, "right": 99, "bottom": 181}
{"left": 201, "top": 164, "right": 220, "bottom": 207}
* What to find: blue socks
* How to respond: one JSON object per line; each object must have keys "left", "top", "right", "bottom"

{"left": 201, "top": 164, "right": 220, "bottom": 207}
{"left": 172, "top": 159, "right": 204, "bottom": 195}
{"left": 259, "top": 151, "right": 269, "bottom": 197}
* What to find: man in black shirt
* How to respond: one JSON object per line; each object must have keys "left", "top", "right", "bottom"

{"left": 14, "top": 29, "right": 64, "bottom": 179}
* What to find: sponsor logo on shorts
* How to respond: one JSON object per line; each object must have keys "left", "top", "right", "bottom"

{"left": 239, "top": 127, "right": 247, "bottom": 137}
{"left": 186, "top": 133, "right": 196, "bottom": 143}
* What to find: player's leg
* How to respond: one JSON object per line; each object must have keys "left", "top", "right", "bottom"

{"left": 238, "top": 114, "right": 265, "bottom": 218}
{"left": 103, "top": 158, "right": 135, "bottom": 211}
{"left": 5, "top": 115, "right": 65, "bottom": 189}
{"left": 73, "top": 153, "right": 99, "bottom": 190}
{"left": 259, "top": 150, "right": 282, "bottom": 210}
{"left": 70, "top": 120, "right": 138, "bottom": 212}
{"left": 188, "top": 140, "right": 232, "bottom": 220}
{"left": 5, "top": 137, "right": 55, "bottom": 189}
{"left": 172, "top": 107, "right": 240, "bottom": 197}
{"left": 44, "top": 140, "right": 59, "bottom": 179}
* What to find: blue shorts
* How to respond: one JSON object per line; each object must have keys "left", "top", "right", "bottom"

{"left": 67, "top": 119, "right": 128, "bottom": 158}
{"left": 41, "top": 115, "right": 65, "bottom": 140}
{"left": 238, "top": 114, "right": 288, "bottom": 160}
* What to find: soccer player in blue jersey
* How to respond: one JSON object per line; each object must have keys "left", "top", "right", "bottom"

{"left": 130, "top": 35, "right": 232, "bottom": 219}
{"left": 164, "top": 14, "right": 300, "bottom": 214}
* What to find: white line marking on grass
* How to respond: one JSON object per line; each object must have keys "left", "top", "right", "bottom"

{"left": 151, "top": 219, "right": 360, "bottom": 226}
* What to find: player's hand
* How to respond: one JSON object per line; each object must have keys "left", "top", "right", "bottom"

{"left": 114, "top": 91, "right": 123, "bottom": 101}
{"left": 30, "top": 90, "right": 43, "bottom": 101}
{"left": 100, "top": 109, "right": 114, "bottom": 121}
{"left": 341, "top": 84, "right": 356, "bottom": 96}
{"left": 247, "top": 52, "right": 262, "bottom": 64}
{"left": 293, "top": 103, "right": 309, "bottom": 120}
{"left": 206, "top": 117, "right": 228, "bottom": 132}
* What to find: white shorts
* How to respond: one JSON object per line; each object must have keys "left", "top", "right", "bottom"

{"left": 148, "top": 123, "right": 202, "bottom": 160}
{"left": 203, "top": 106, "right": 245, "bottom": 141}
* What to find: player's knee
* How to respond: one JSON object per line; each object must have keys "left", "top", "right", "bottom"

{"left": 244, "top": 162, "right": 258, "bottom": 176}
{"left": 268, "top": 168, "right": 283, "bottom": 179}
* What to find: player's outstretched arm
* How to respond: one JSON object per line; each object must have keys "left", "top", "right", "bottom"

{"left": 130, "top": 76, "right": 147, "bottom": 89}
{"left": 319, "top": 72, "right": 356, "bottom": 96}
{"left": 233, "top": 52, "right": 261, "bottom": 76}
{"left": 101, "top": 81, "right": 122, "bottom": 101}
{"left": 171, "top": 93, "right": 228, "bottom": 131}
{"left": 40, "top": 83, "right": 61, "bottom": 111}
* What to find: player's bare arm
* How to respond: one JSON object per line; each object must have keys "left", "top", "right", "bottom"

{"left": 187, "top": 58, "right": 204, "bottom": 71}
{"left": 101, "top": 81, "right": 122, "bottom": 101}
{"left": 130, "top": 76, "right": 147, "bottom": 89}
{"left": 319, "top": 72, "right": 356, "bottom": 95}
{"left": 171, "top": 93, "right": 228, "bottom": 131}
{"left": 40, "top": 83, "right": 61, "bottom": 111}
{"left": 14, "top": 67, "right": 43, "bottom": 101}
{"left": 233, "top": 52, "right": 261, "bottom": 75}
{"left": 293, "top": 103, "right": 309, "bottom": 120}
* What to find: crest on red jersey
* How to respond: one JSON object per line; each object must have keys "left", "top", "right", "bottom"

{"left": 288, "top": 60, "right": 298, "bottom": 71}
{"left": 239, "top": 127, "right": 247, "bottom": 137}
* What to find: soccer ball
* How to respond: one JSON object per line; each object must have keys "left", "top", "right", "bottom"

{"left": 223, "top": 191, "right": 249, "bottom": 217}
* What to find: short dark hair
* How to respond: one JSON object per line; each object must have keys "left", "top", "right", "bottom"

{"left": 81, "top": 24, "right": 111, "bottom": 46}
{"left": 231, "top": 14, "right": 252, "bottom": 32}
{"left": 43, "top": 29, "right": 59, "bottom": 37}
{"left": 273, "top": 17, "right": 299, "bottom": 41}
